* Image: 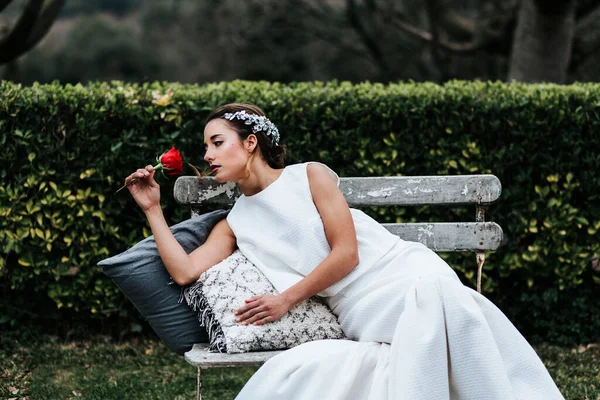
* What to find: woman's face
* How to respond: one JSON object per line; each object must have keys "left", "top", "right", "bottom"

{"left": 203, "top": 119, "right": 251, "bottom": 182}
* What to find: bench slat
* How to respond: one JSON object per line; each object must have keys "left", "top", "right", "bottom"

{"left": 340, "top": 175, "right": 501, "bottom": 206}
{"left": 174, "top": 175, "right": 501, "bottom": 206}
{"left": 185, "top": 344, "right": 283, "bottom": 367}
{"left": 382, "top": 222, "right": 503, "bottom": 251}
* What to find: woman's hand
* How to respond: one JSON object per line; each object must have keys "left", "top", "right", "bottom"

{"left": 125, "top": 165, "right": 161, "bottom": 212}
{"left": 234, "top": 294, "right": 292, "bottom": 326}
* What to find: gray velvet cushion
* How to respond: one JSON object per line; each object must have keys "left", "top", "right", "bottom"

{"left": 98, "top": 209, "right": 229, "bottom": 355}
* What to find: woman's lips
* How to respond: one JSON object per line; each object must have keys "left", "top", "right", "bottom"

{"left": 211, "top": 165, "right": 221, "bottom": 173}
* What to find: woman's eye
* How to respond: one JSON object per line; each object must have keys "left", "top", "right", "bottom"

{"left": 214, "top": 141, "right": 223, "bottom": 147}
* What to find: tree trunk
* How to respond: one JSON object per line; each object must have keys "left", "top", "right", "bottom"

{"left": 508, "top": 0, "right": 576, "bottom": 83}
{"left": 2, "top": 60, "right": 21, "bottom": 82}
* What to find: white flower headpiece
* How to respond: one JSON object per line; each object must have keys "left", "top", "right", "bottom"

{"left": 223, "top": 110, "right": 280, "bottom": 146}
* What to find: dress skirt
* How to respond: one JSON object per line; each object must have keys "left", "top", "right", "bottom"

{"left": 236, "top": 240, "right": 564, "bottom": 400}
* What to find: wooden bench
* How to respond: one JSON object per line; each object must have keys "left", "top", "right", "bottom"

{"left": 174, "top": 173, "right": 503, "bottom": 400}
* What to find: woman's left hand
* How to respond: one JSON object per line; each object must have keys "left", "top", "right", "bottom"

{"left": 234, "top": 294, "right": 292, "bottom": 326}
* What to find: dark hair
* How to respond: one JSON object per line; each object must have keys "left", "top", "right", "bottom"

{"left": 206, "top": 103, "right": 286, "bottom": 169}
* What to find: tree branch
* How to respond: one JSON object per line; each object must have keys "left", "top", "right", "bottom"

{"left": 0, "top": 0, "right": 44, "bottom": 63}
{"left": 387, "top": 2, "right": 519, "bottom": 57}
{"left": 23, "top": 0, "right": 66, "bottom": 52}
{"left": 424, "top": 0, "right": 446, "bottom": 81}
{"left": 346, "top": 0, "right": 389, "bottom": 72}
{"left": 288, "top": 7, "right": 374, "bottom": 63}
{"left": 0, "top": 0, "right": 13, "bottom": 14}
{"left": 388, "top": 12, "right": 485, "bottom": 54}
{"left": 576, "top": 0, "right": 600, "bottom": 19}
{"left": 295, "top": 0, "right": 385, "bottom": 69}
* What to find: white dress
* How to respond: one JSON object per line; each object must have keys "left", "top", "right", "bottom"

{"left": 231, "top": 163, "right": 563, "bottom": 400}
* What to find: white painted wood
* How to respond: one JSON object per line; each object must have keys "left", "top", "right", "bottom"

{"left": 185, "top": 343, "right": 283, "bottom": 367}
{"left": 174, "top": 175, "right": 502, "bottom": 206}
{"left": 186, "top": 217, "right": 501, "bottom": 252}
{"left": 174, "top": 178, "right": 239, "bottom": 206}
{"left": 340, "top": 175, "right": 501, "bottom": 206}
{"left": 382, "top": 222, "right": 503, "bottom": 251}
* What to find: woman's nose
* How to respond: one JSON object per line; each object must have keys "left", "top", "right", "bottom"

{"left": 204, "top": 150, "right": 213, "bottom": 163}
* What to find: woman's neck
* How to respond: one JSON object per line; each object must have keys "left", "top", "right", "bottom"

{"left": 237, "top": 160, "right": 283, "bottom": 197}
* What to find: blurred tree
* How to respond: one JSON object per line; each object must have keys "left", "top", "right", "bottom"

{"left": 10, "top": 0, "right": 600, "bottom": 84}
{"left": 0, "top": 0, "right": 65, "bottom": 77}
{"left": 60, "top": 0, "right": 142, "bottom": 17}
{"left": 299, "top": 0, "right": 600, "bottom": 83}
{"left": 20, "top": 15, "right": 160, "bottom": 84}
{"left": 138, "top": 0, "right": 328, "bottom": 83}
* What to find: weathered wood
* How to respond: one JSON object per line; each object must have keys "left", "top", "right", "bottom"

{"left": 174, "top": 178, "right": 239, "bottom": 206}
{"left": 190, "top": 214, "right": 501, "bottom": 251}
{"left": 382, "top": 222, "right": 503, "bottom": 252}
{"left": 185, "top": 344, "right": 284, "bottom": 368}
{"left": 340, "top": 175, "right": 501, "bottom": 206}
{"left": 174, "top": 175, "right": 502, "bottom": 206}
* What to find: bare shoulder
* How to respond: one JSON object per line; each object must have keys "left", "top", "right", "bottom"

{"left": 306, "top": 163, "right": 344, "bottom": 206}
{"left": 306, "top": 163, "right": 338, "bottom": 188}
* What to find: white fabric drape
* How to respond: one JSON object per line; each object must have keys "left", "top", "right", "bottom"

{"left": 236, "top": 241, "right": 564, "bottom": 400}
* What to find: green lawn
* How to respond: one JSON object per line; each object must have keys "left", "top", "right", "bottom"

{"left": 1, "top": 332, "right": 598, "bottom": 399}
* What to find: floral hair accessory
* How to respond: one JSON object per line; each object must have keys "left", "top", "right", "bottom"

{"left": 223, "top": 110, "right": 280, "bottom": 146}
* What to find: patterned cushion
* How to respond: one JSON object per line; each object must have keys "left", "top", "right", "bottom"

{"left": 181, "top": 250, "right": 346, "bottom": 354}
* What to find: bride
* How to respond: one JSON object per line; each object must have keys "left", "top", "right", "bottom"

{"left": 125, "top": 103, "right": 564, "bottom": 399}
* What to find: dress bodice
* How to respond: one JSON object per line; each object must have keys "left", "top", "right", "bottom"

{"left": 226, "top": 162, "right": 399, "bottom": 296}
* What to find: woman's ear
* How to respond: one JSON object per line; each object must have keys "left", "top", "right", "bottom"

{"left": 244, "top": 134, "right": 258, "bottom": 153}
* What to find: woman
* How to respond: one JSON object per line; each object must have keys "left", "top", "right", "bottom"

{"left": 125, "top": 103, "right": 563, "bottom": 399}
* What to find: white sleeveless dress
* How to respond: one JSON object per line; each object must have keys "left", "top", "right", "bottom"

{"left": 229, "top": 162, "right": 564, "bottom": 400}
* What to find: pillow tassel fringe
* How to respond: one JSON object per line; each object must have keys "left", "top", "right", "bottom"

{"left": 180, "top": 282, "right": 228, "bottom": 353}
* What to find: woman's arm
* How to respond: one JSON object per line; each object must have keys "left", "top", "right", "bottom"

{"left": 146, "top": 208, "right": 237, "bottom": 286}
{"left": 235, "top": 163, "right": 359, "bottom": 325}
{"left": 126, "top": 165, "right": 236, "bottom": 287}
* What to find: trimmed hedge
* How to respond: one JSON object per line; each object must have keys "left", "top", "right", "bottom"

{"left": 1, "top": 80, "right": 598, "bottom": 344}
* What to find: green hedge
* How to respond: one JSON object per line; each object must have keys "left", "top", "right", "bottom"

{"left": 1, "top": 80, "right": 598, "bottom": 344}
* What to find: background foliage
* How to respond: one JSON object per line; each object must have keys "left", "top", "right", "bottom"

{"left": 4, "top": 0, "right": 600, "bottom": 84}
{"left": 1, "top": 80, "right": 599, "bottom": 344}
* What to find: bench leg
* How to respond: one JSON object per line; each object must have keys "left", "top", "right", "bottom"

{"left": 197, "top": 367, "right": 203, "bottom": 400}
{"left": 476, "top": 252, "right": 485, "bottom": 293}
{"left": 475, "top": 205, "right": 486, "bottom": 293}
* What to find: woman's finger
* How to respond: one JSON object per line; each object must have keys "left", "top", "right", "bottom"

{"left": 253, "top": 315, "right": 272, "bottom": 326}
{"left": 136, "top": 168, "right": 151, "bottom": 178}
{"left": 245, "top": 295, "right": 263, "bottom": 303}
{"left": 235, "top": 296, "right": 263, "bottom": 315}
{"left": 236, "top": 305, "right": 266, "bottom": 322}
{"left": 243, "top": 311, "right": 269, "bottom": 325}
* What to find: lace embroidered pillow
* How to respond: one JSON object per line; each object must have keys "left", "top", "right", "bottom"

{"left": 181, "top": 250, "right": 346, "bottom": 354}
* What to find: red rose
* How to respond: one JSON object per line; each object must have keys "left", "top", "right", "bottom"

{"left": 159, "top": 147, "right": 183, "bottom": 176}
{"left": 116, "top": 146, "right": 184, "bottom": 194}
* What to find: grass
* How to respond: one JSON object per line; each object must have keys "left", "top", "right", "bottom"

{"left": 1, "top": 332, "right": 598, "bottom": 400}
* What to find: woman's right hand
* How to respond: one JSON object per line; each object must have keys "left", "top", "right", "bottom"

{"left": 125, "top": 165, "right": 161, "bottom": 212}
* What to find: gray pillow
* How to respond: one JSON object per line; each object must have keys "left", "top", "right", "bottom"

{"left": 98, "top": 209, "right": 229, "bottom": 355}
{"left": 181, "top": 250, "right": 346, "bottom": 354}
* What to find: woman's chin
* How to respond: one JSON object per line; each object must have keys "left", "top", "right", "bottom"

{"left": 213, "top": 173, "right": 229, "bottom": 183}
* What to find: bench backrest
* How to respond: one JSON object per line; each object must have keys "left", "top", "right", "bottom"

{"left": 173, "top": 174, "right": 503, "bottom": 253}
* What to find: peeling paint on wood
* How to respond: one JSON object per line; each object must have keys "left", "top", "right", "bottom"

{"left": 383, "top": 222, "right": 502, "bottom": 251}
{"left": 185, "top": 344, "right": 283, "bottom": 367}
{"left": 174, "top": 177, "right": 240, "bottom": 206}
{"left": 367, "top": 187, "right": 395, "bottom": 198}
{"left": 174, "top": 175, "right": 502, "bottom": 206}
